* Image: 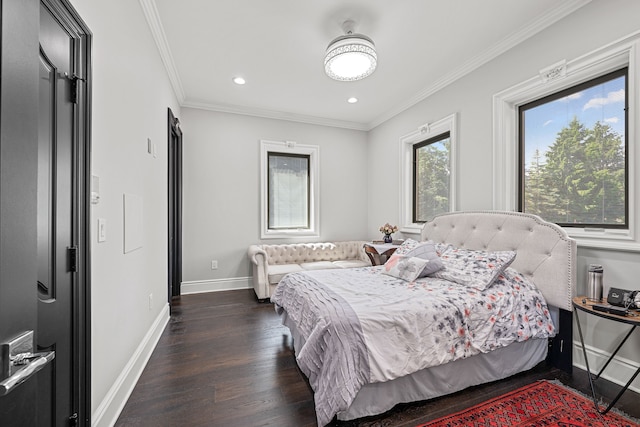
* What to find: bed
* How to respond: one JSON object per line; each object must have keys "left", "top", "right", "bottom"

{"left": 271, "top": 211, "right": 576, "bottom": 426}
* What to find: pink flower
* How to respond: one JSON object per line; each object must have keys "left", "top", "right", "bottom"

{"left": 379, "top": 222, "right": 399, "bottom": 235}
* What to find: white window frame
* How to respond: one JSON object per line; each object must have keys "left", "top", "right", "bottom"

{"left": 400, "top": 113, "right": 458, "bottom": 235}
{"left": 493, "top": 34, "right": 639, "bottom": 250}
{"left": 260, "top": 139, "right": 319, "bottom": 239}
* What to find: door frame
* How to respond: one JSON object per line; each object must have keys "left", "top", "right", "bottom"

{"left": 41, "top": 0, "right": 92, "bottom": 424}
{"left": 168, "top": 108, "right": 182, "bottom": 307}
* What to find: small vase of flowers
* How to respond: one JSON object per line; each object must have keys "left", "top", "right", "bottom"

{"left": 379, "top": 223, "right": 398, "bottom": 243}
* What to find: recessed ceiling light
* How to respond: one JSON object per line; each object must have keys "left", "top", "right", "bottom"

{"left": 347, "top": 97, "right": 358, "bottom": 104}
{"left": 232, "top": 77, "right": 246, "bottom": 85}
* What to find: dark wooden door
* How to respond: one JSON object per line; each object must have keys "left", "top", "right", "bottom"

{"left": 0, "top": 0, "right": 41, "bottom": 425}
{"left": 168, "top": 108, "right": 182, "bottom": 308}
{"left": 0, "top": 0, "right": 91, "bottom": 425}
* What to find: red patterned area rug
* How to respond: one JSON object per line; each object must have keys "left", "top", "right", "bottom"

{"left": 416, "top": 380, "right": 639, "bottom": 427}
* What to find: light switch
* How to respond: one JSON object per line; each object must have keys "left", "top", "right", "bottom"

{"left": 91, "top": 175, "right": 100, "bottom": 204}
{"left": 98, "top": 218, "right": 107, "bottom": 242}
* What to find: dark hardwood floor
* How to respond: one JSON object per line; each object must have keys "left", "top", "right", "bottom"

{"left": 115, "top": 289, "right": 640, "bottom": 427}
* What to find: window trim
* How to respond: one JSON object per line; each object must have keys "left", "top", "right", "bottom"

{"left": 493, "top": 35, "right": 639, "bottom": 250}
{"left": 400, "top": 113, "right": 457, "bottom": 235}
{"left": 260, "top": 140, "right": 319, "bottom": 239}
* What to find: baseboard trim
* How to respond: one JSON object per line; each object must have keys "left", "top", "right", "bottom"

{"left": 91, "top": 303, "right": 170, "bottom": 427}
{"left": 180, "top": 276, "right": 251, "bottom": 295}
{"left": 573, "top": 340, "right": 640, "bottom": 394}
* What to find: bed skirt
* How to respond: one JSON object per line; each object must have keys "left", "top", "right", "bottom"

{"left": 280, "top": 310, "right": 548, "bottom": 422}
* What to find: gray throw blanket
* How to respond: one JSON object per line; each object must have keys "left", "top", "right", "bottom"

{"left": 271, "top": 271, "right": 371, "bottom": 427}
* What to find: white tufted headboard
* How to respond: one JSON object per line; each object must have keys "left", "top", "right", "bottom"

{"left": 421, "top": 211, "right": 576, "bottom": 311}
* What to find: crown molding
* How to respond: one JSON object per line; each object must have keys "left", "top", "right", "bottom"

{"left": 138, "top": 0, "right": 185, "bottom": 103}
{"left": 181, "top": 100, "right": 369, "bottom": 131}
{"left": 366, "top": 0, "right": 592, "bottom": 130}
{"left": 140, "top": 0, "right": 591, "bottom": 132}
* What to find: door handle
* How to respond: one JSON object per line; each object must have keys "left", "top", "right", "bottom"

{"left": 0, "top": 351, "right": 55, "bottom": 396}
{"left": 0, "top": 330, "right": 55, "bottom": 397}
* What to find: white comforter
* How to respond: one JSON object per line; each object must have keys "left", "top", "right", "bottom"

{"left": 272, "top": 265, "right": 555, "bottom": 426}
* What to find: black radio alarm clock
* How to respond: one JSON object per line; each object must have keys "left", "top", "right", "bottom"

{"left": 607, "top": 288, "right": 639, "bottom": 308}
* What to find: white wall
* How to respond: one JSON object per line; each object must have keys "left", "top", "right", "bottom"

{"left": 367, "top": 0, "right": 640, "bottom": 391}
{"left": 180, "top": 108, "right": 369, "bottom": 292}
{"left": 55, "top": 0, "right": 640, "bottom": 424}
{"left": 68, "top": 0, "right": 180, "bottom": 425}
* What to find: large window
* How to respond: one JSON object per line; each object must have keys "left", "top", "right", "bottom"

{"left": 413, "top": 132, "right": 451, "bottom": 223}
{"left": 400, "top": 113, "right": 457, "bottom": 234}
{"left": 260, "top": 140, "right": 319, "bottom": 239}
{"left": 493, "top": 35, "right": 638, "bottom": 249}
{"left": 519, "top": 68, "right": 628, "bottom": 228}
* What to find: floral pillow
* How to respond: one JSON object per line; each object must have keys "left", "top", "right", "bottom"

{"left": 434, "top": 242, "right": 453, "bottom": 256}
{"left": 394, "top": 240, "right": 444, "bottom": 276}
{"left": 382, "top": 254, "right": 430, "bottom": 282}
{"left": 431, "top": 247, "right": 517, "bottom": 290}
{"left": 392, "top": 238, "right": 420, "bottom": 255}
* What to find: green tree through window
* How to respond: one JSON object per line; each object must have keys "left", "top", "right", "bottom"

{"left": 413, "top": 132, "right": 450, "bottom": 223}
{"left": 519, "top": 69, "right": 627, "bottom": 228}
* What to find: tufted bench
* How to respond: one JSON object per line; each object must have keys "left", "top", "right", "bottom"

{"left": 247, "top": 241, "right": 370, "bottom": 300}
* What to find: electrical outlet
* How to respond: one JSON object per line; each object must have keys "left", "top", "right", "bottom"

{"left": 211, "top": 260, "right": 218, "bottom": 270}
{"left": 148, "top": 293, "right": 153, "bottom": 311}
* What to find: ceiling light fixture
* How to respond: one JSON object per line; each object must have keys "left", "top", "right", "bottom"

{"left": 324, "top": 20, "right": 377, "bottom": 82}
{"left": 347, "top": 97, "right": 358, "bottom": 104}
{"left": 232, "top": 76, "right": 246, "bottom": 85}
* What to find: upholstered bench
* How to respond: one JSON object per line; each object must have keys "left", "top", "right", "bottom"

{"left": 247, "top": 241, "right": 370, "bottom": 300}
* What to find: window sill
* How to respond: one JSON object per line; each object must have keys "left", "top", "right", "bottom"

{"left": 567, "top": 229, "right": 640, "bottom": 252}
{"left": 400, "top": 224, "right": 423, "bottom": 236}
{"left": 260, "top": 229, "right": 319, "bottom": 240}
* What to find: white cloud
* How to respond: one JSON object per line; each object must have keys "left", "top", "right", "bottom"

{"left": 583, "top": 89, "right": 625, "bottom": 111}
{"left": 604, "top": 117, "right": 619, "bottom": 124}
{"left": 543, "top": 120, "right": 553, "bottom": 127}
{"left": 558, "top": 92, "right": 583, "bottom": 103}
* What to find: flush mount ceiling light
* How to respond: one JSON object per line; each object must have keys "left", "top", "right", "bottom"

{"left": 324, "top": 20, "right": 377, "bottom": 82}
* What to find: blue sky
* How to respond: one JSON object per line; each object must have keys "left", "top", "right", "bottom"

{"left": 523, "top": 75, "right": 625, "bottom": 165}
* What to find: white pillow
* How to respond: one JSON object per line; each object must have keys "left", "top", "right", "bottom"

{"left": 404, "top": 242, "right": 444, "bottom": 276}
{"left": 382, "top": 255, "right": 429, "bottom": 282}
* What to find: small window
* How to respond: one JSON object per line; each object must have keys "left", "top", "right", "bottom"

{"left": 260, "top": 140, "right": 319, "bottom": 239}
{"left": 400, "top": 113, "right": 457, "bottom": 234}
{"left": 268, "top": 152, "right": 310, "bottom": 230}
{"left": 413, "top": 132, "right": 451, "bottom": 223}
{"left": 518, "top": 68, "right": 628, "bottom": 228}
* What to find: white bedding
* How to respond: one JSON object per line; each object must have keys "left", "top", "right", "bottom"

{"left": 271, "top": 264, "right": 556, "bottom": 426}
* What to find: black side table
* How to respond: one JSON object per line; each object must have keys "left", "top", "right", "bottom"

{"left": 573, "top": 296, "right": 640, "bottom": 415}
